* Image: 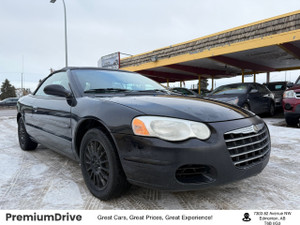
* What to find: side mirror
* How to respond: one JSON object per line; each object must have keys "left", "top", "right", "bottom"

{"left": 287, "top": 82, "right": 294, "bottom": 88}
{"left": 44, "top": 84, "right": 72, "bottom": 98}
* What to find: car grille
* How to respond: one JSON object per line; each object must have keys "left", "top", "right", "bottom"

{"left": 224, "top": 123, "right": 271, "bottom": 168}
{"left": 296, "top": 92, "right": 300, "bottom": 98}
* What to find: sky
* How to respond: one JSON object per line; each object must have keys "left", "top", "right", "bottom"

{"left": 0, "top": 0, "right": 300, "bottom": 91}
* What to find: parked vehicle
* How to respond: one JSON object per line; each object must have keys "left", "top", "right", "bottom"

{"left": 17, "top": 68, "right": 271, "bottom": 200}
{"left": 263, "top": 81, "right": 288, "bottom": 108}
{"left": 170, "top": 87, "right": 199, "bottom": 97}
{"left": 207, "top": 83, "right": 275, "bottom": 116}
{"left": 191, "top": 88, "right": 211, "bottom": 97}
{"left": 282, "top": 76, "right": 300, "bottom": 127}
{"left": 0, "top": 97, "right": 19, "bottom": 106}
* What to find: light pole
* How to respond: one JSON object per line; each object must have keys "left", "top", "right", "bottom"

{"left": 50, "top": 0, "right": 68, "bottom": 67}
{"left": 21, "top": 55, "right": 24, "bottom": 92}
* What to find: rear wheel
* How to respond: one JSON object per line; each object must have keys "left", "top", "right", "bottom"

{"left": 269, "top": 103, "right": 275, "bottom": 116}
{"left": 80, "top": 128, "right": 130, "bottom": 200}
{"left": 18, "top": 117, "right": 38, "bottom": 151}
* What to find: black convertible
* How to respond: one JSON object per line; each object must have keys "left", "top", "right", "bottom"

{"left": 17, "top": 67, "right": 271, "bottom": 200}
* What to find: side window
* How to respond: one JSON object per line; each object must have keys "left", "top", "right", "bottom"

{"left": 249, "top": 84, "right": 258, "bottom": 93}
{"left": 257, "top": 84, "right": 269, "bottom": 94}
{"left": 35, "top": 72, "right": 70, "bottom": 96}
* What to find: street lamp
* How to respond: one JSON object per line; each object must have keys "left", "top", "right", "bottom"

{"left": 50, "top": 0, "right": 68, "bottom": 67}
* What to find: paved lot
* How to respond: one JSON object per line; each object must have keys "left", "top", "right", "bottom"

{"left": 0, "top": 110, "right": 299, "bottom": 210}
{"left": 0, "top": 107, "right": 16, "bottom": 117}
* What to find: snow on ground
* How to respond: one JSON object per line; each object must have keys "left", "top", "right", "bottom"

{"left": 0, "top": 114, "right": 299, "bottom": 210}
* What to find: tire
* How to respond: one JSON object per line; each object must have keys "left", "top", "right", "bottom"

{"left": 80, "top": 128, "right": 130, "bottom": 200}
{"left": 269, "top": 103, "right": 275, "bottom": 117}
{"left": 285, "top": 116, "right": 299, "bottom": 127}
{"left": 18, "top": 117, "right": 38, "bottom": 151}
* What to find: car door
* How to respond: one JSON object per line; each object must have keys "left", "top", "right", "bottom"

{"left": 246, "top": 84, "right": 259, "bottom": 113}
{"left": 29, "top": 71, "right": 73, "bottom": 158}
{"left": 257, "top": 84, "right": 274, "bottom": 113}
{"left": 248, "top": 84, "right": 270, "bottom": 114}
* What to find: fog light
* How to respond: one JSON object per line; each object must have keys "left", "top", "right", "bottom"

{"left": 284, "top": 103, "right": 293, "bottom": 110}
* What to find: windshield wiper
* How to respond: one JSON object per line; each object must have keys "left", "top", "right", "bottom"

{"left": 132, "top": 89, "right": 169, "bottom": 93}
{"left": 84, "top": 88, "right": 130, "bottom": 93}
{"left": 84, "top": 88, "right": 170, "bottom": 95}
{"left": 124, "top": 89, "right": 170, "bottom": 95}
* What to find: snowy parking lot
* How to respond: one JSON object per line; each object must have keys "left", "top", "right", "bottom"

{"left": 0, "top": 109, "right": 299, "bottom": 210}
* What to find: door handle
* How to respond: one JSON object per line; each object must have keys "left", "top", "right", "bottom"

{"left": 33, "top": 107, "right": 38, "bottom": 113}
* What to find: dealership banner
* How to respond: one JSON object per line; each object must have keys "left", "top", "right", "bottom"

{"left": 1, "top": 210, "right": 299, "bottom": 225}
{"left": 99, "top": 52, "right": 120, "bottom": 69}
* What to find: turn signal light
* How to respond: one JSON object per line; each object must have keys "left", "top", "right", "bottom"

{"left": 132, "top": 118, "right": 150, "bottom": 136}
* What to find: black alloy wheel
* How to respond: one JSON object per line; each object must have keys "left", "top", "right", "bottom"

{"left": 84, "top": 140, "right": 109, "bottom": 189}
{"left": 18, "top": 117, "right": 38, "bottom": 151}
{"left": 80, "top": 128, "right": 130, "bottom": 200}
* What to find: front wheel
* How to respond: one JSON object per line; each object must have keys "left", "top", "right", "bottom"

{"left": 18, "top": 117, "right": 38, "bottom": 151}
{"left": 80, "top": 128, "right": 130, "bottom": 200}
{"left": 285, "top": 116, "right": 299, "bottom": 127}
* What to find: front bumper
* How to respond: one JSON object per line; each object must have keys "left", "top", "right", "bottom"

{"left": 283, "top": 98, "right": 300, "bottom": 112}
{"left": 283, "top": 99, "right": 300, "bottom": 121}
{"left": 113, "top": 116, "right": 271, "bottom": 191}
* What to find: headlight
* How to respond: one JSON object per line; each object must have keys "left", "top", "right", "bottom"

{"left": 226, "top": 97, "right": 239, "bottom": 105}
{"left": 283, "top": 90, "right": 296, "bottom": 99}
{"left": 132, "top": 116, "right": 211, "bottom": 141}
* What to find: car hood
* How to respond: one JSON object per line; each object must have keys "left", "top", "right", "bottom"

{"left": 287, "top": 85, "right": 300, "bottom": 91}
{"left": 107, "top": 95, "right": 254, "bottom": 123}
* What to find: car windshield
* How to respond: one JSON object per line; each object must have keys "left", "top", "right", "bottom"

{"left": 210, "top": 84, "right": 248, "bottom": 95}
{"left": 265, "top": 83, "right": 286, "bottom": 91}
{"left": 72, "top": 69, "right": 166, "bottom": 94}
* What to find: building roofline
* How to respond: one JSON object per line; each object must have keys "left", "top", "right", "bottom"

{"left": 121, "top": 10, "right": 300, "bottom": 62}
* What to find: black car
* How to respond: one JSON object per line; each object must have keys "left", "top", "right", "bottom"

{"left": 17, "top": 68, "right": 271, "bottom": 200}
{"left": 170, "top": 87, "right": 199, "bottom": 97}
{"left": 192, "top": 88, "right": 211, "bottom": 97}
{"left": 263, "top": 81, "right": 288, "bottom": 108}
{"left": 0, "top": 97, "right": 19, "bottom": 106}
{"left": 207, "top": 83, "right": 275, "bottom": 116}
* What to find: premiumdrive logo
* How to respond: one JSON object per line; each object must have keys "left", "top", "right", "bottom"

{"left": 6, "top": 212, "right": 82, "bottom": 222}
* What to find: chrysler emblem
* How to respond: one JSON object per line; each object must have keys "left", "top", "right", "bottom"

{"left": 252, "top": 125, "right": 260, "bottom": 133}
